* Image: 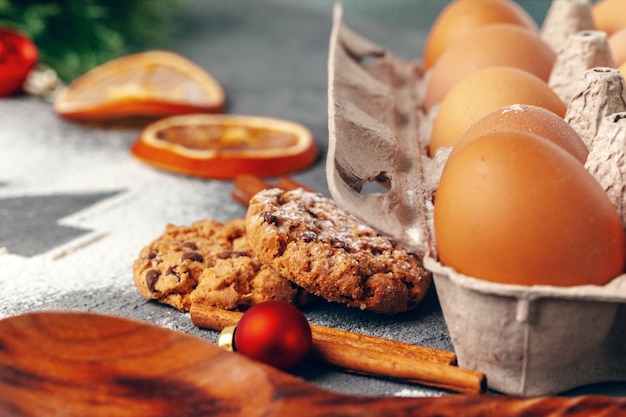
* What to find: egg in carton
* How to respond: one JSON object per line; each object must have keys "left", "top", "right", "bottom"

{"left": 326, "top": 0, "right": 626, "bottom": 396}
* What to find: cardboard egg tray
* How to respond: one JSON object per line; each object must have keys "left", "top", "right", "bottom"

{"left": 326, "top": 2, "right": 626, "bottom": 396}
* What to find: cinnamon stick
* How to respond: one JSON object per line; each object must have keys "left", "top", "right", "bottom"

{"left": 276, "top": 176, "right": 315, "bottom": 192}
{"left": 231, "top": 175, "right": 272, "bottom": 205}
{"left": 232, "top": 174, "right": 314, "bottom": 206}
{"left": 312, "top": 338, "right": 486, "bottom": 394}
{"left": 191, "top": 304, "right": 243, "bottom": 331}
{"left": 310, "top": 321, "right": 456, "bottom": 366}
{"left": 190, "top": 304, "right": 485, "bottom": 394}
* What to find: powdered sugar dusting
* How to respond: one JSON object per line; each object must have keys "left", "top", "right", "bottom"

{"left": 255, "top": 187, "right": 402, "bottom": 254}
{"left": 500, "top": 103, "right": 526, "bottom": 114}
{"left": 0, "top": 99, "right": 243, "bottom": 318}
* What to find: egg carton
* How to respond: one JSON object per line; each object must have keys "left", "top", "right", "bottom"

{"left": 326, "top": 1, "right": 626, "bottom": 396}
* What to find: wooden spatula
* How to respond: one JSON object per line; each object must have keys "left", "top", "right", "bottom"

{"left": 0, "top": 312, "right": 624, "bottom": 417}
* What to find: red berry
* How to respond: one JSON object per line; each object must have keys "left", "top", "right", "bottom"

{"left": 0, "top": 27, "right": 38, "bottom": 97}
{"left": 234, "top": 301, "right": 312, "bottom": 370}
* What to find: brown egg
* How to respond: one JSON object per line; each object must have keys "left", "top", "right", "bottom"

{"left": 592, "top": 0, "right": 626, "bottom": 36}
{"left": 453, "top": 104, "right": 588, "bottom": 163}
{"left": 609, "top": 27, "right": 626, "bottom": 67}
{"left": 434, "top": 131, "right": 625, "bottom": 287}
{"left": 424, "top": 24, "right": 555, "bottom": 112}
{"left": 422, "top": 0, "right": 538, "bottom": 70}
{"left": 429, "top": 67, "right": 566, "bottom": 155}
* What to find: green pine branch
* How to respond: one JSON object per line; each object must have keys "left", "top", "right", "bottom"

{"left": 0, "top": 0, "right": 181, "bottom": 82}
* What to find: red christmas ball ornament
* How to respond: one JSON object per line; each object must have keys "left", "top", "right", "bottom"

{"left": 0, "top": 26, "right": 38, "bottom": 97}
{"left": 226, "top": 301, "right": 313, "bottom": 371}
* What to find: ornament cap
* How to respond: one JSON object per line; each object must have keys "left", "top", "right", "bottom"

{"left": 218, "top": 325, "right": 237, "bottom": 352}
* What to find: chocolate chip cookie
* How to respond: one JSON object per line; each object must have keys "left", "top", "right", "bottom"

{"left": 245, "top": 188, "right": 431, "bottom": 314}
{"left": 133, "top": 218, "right": 307, "bottom": 312}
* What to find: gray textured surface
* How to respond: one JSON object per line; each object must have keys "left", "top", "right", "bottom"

{"left": 0, "top": 0, "right": 624, "bottom": 401}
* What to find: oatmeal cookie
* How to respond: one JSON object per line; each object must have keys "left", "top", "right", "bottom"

{"left": 245, "top": 188, "right": 431, "bottom": 314}
{"left": 133, "top": 218, "right": 307, "bottom": 311}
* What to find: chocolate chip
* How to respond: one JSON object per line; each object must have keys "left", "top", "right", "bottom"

{"left": 147, "top": 249, "right": 158, "bottom": 260}
{"left": 181, "top": 241, "right": 198, "bottom": 250}
{"left": 165, "top": 266, "right": 176, "bottom": 275}
{"left": 330, "top": 237, "right": 351, "bottom": 252}
{"left": 218, "top": 250, "right": 249, "bottom": 259}
{"left": 262, "top": 211, "right": 279, "bottom": 226}
{"left": 145, "top": 270, "right": 160, "bottom": 292}
{"left": 300, "top": 230, "right": 318, "bottom": 242}
{"left": 182, "top": 251, "right": 204, "bottom": 263}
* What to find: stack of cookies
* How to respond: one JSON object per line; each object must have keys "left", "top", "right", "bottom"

{"left": 133, "top": 188, "right": 431, "bottom": 314}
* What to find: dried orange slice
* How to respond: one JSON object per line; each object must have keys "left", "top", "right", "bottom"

{"left": 130, "top": 114, "right": 319, "bottom": 179}
{"left": 53, "top": 50, "right": 225, "bottom": 120}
